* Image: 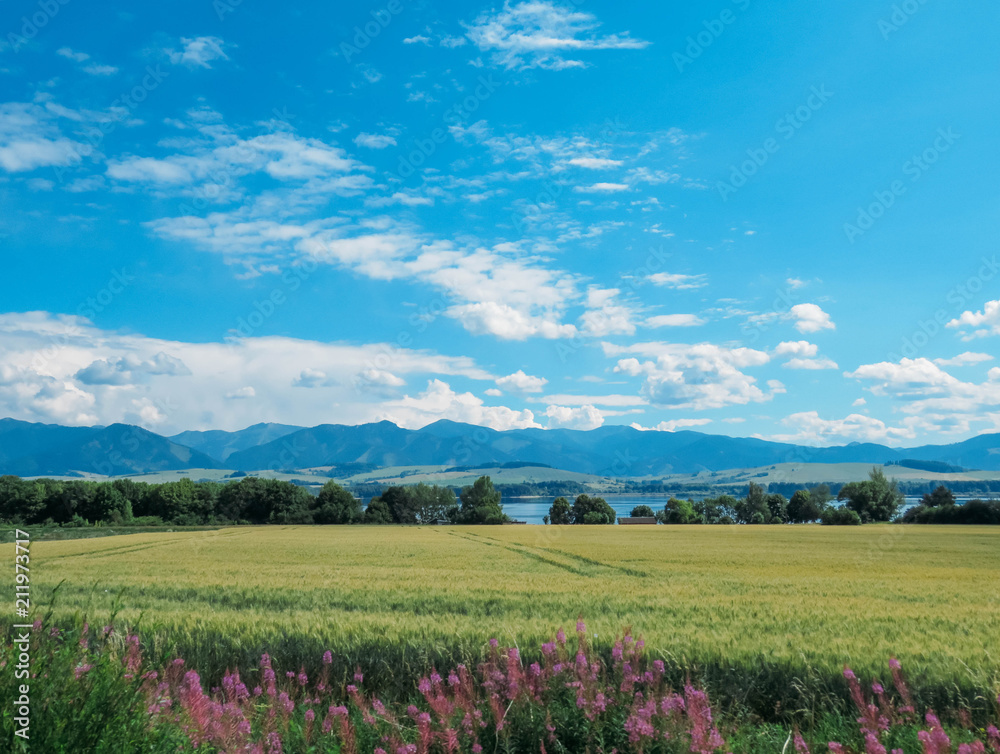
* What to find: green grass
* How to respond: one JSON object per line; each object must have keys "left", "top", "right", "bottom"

{"left": 4, "top": 524, "right": 999, "bottom": 719}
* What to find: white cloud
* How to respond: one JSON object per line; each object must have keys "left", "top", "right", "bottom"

{"left": 83, "top": 64, "right": 118, "bottom": 76}
{"left": 573, "top": 182, "right": 629, "bottom": 193}
{"left": 364, "top": 191, "right": 434, "bottom": 208}
{"left": 403, "top": 35, "right": 431, "bottom": 45}
{"left": 852, "top": 398, "right": 866, "bottom": 406}
{"left": 292, "top": 368, "right": 328, "bottom": 388}
{"left": 773, "top": 340, "right": 818, "bottom": 358}
{"left": 784, "top": 357, "right": 838, "bottom": 370}
{"left": 0, "top": 102, "right": 87, "bottom": 173}
{"left": 168, "top": 36, "right": 231, "bottom": 69}
{"left": 448, "top": 302, "right": 577, "bottom": 340}
{"left": 0, "top": 312, "right": 499, "bottom": 432}
{"left": 648, "top": 272, "right": 707, "bottom": 290}
{"left": 645, "top": 314, "right": 705, "bottom": 328}
{"left": 484, "top": 388, "right": 503, "bottom": 397}
{"left": 496, "top": 370, "right": 548, "bottom": 393}
{"left": 354, "top": 132, "right": 397, "bottom": 149}
{"left": 464, "top": 1, "right": 649, "bottom": 71}
{"left": 630, "top": 418, "right": 711, "bottom": 432}
{"left": 380, "top": 379, "right": 539, "bottom": 430}
{"left": 544, "top": 404, "right": 604, "bottom": 430}
{"left": 765, "top": 411, "right": 920, "bottom": 446}
{"left": 568, "top": 157, "right": 623, "bottom": 169}
{"left": 56, "top": 47, "right": 90, "bottom": 62}
{"left": 608, "top": 342, "right": 776, "bottom": 411}
{"left": 947, "top": 300, "right": 1000, "bottom": 339}
{"left": 934, "top": 352, "right": 994, "bottom": 367}
{"left": 789, "top": 303, "right": 835, "bottom": 334}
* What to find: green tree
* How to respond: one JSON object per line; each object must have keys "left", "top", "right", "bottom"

{"left": 548, "top": 496, "right": 573, "bottom": 525}
{"left": 571, "top": 494, "right": 616, "bottom": 525}
{"left": 693, "top": 495, "right": 738, "bottom": 524}
{"left": 630, "top": 504, "right": 656, "bottom": 518}
{"left": 838, "top": 467, "right": 904, "bottom": 523}
{"left": 735, "top": 482, "right": 770, "bottom": 524}
{"left": 661, "top": 497, "right": 699, "bottom": 524}
{"left": 363, "top": 496, "right": 394, "bottom": 524}
{"left": 456, "top": 476, "right": 508, "bottom": 525}
{"left": 313, "top": 481, "right": 362, "bottom": 524}
{"left": 821, "top": 507, "right": 862, "bottom": 526}
{"left": 409, "top": 483, "right": 458, "bottom": 524}
{"left": 766, "top": 493, "right": 788, "bottom": 524}
{"left": 787, "top": 489, "right": 823, "bottom": 523}
{"left": 921, "top": 485, "right": 956, "bottom": 508}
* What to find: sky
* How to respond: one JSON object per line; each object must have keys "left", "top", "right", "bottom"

{"left": 0, "top": 0, "right": 998, "bottom": 446}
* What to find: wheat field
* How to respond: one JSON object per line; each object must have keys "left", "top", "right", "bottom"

{"left": 7, "top": 524, "right": 1000, "bottom": 702}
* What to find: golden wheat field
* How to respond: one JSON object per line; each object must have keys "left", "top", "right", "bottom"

{"left": 7, "top": 525, "right": 1000, "bottom": 691}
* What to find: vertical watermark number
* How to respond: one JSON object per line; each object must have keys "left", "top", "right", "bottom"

{"left": 12, "top": 529, "right": 33, "bottom": 741}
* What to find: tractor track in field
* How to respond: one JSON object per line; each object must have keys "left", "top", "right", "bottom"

{"left": 454, "top": 532, "right": 649, "bottom": 578}
{"left": 444, "top": 531, "right": 589, "bottom": 576}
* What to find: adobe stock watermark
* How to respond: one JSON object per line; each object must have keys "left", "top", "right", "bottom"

{"left": 673, "top": 0, "right": 752, "bottom": 73}
{"left": 886, "top": 254, "right": 998, "bottom": 361}
{"left": 338, "top": 0, "right": 405, "bottom": 63}
{"left": 5, "top": 0, "right": 71, "bottom": 52}
{"left": 843, "top": 127, "right": 959, "bottom": 244}
{"left": 717, "top": 85, "right": 833, "bottom": 201}
{"left": 397, "top": 75, "right": 502, "bottom": 179}
{"left": 878, "top": 0, "right": 931, "bottom": 40}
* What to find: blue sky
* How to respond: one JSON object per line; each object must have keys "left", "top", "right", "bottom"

{"left": 1, "top": 0, "right": 998, "bottom": 445}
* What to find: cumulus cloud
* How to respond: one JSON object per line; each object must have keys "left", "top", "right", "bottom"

{"left": 544, "top": 403, "right": 604, "bottom": 430}
{"left": 765, "top": 411, "right": 920, "bottom": 446}
{"left": 496, "top": 370, "right": 548, "bottom": 393}
{"left": 0, "top": 102, "right": 88, "bottom": 173}
{"left": 0, "top": 312, "right": 495, "bottom": 432}
{"left": 573, "top": 182, "right": 629, "bottom": 193}
{"left": 380, "top": 379, "right": 539, "bottom": 430}
{"left": 607, "top": 342, "right": 776, "bottom": 411}
{"left": 789, "top": 303, "right": 835, "bottom": 334}
{"left": 464, "top": 1, "right": 649, "bottom": 71}
{"left": 947, "top": 300, "right": 1000, "bottom": 339}
{"left": 773, "top": 341, "right": 818, "bottom": 358}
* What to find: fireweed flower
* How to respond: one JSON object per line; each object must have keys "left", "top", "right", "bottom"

{"left": 322, "top": 651, "right": 333, "bottom": 665}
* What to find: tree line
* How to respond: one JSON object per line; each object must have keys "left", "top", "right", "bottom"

{"left": 0, "top": 475, "right": 510, "bottom": 527}
{"left": 546, "top": 468, "right": 915, "bottom": 525}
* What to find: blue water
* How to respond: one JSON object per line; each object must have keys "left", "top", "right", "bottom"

{"left": 502, "top": 495, "right": 936, "bottom": 525}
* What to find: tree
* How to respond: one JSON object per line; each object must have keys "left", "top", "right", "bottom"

{"left": 694, "top": 495, "right": 738, "bottom": 524}
{"left": 922, "top": 485, "right": 956, "bottom": 508}
{"left": 630, "top": 504, "right": 656, "bottom": 518}
{"left": 766, "top": 493, "right": 788, "bottom": 524}
{"left": 735, "top": 482, "right": 770, "bottom": 524}
{"left": 364, "top": 496, "right": 394, "bottom": 524}
{"left": 409, "top": 483, "right": 458, "bottom": 524}
{"left": 379, "top": 486, "right": 420, "bottom": 524}
{"left": 548, "top": 496, "right": 572, "bottom": 525}
{"left": 661, "top": 497, "right": 699, "bottom": 524}
{"left": 838, "top": 467, "right": 904, "bottom": 523}
{"left": 821, "top": 507, "right": 862, "bottom": 526}
{"left": 787, "top": 489, "right": 823, "bottom": 523}
{"left": 313, "top": 481, "right": 362, "bottom": 524}
{"left": 571, "top": 494, "right": 616, "bottom": 525}
{"left": 456, "top": 476, "right": 508, "bottom": 525}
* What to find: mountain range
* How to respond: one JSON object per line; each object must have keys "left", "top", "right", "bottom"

{"left": 2, "top": 417, "right": 1000, "bottom": 478}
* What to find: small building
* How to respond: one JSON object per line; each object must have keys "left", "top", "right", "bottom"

{"left": 618, "top": 516, "right": 657, "bottom": 525}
